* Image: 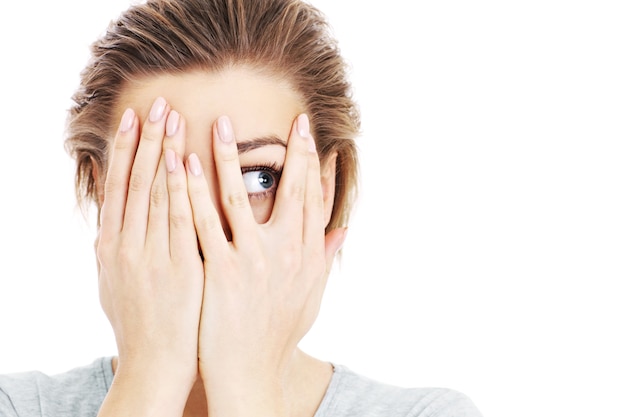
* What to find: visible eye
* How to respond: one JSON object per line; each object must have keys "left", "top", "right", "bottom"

{"left": 242, "top": 170, "right": 274, "bottom": 193}
{"left": 241, "top": 163, "right": 282, "bottom": 198}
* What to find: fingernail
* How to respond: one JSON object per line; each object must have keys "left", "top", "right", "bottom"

{"left": 308, "top": 136, "right": 317, "bottom": 153}
{"left": 217, "top": 116, "right": 233, "bottom": 143}
{"left": 188, "top": 153, "right": 202, "bottom": 176}
{"left": 297, "top": 114, "right": 310, "bottom": 139}
{"left": 120, "top": 108, "right": 135, "bottom": 133}
{"left": 165, "top": 149, "right": 176, "bottom": 172}
{"left": 149, "top": 97, "right": 167, "bottom": 122}
{"left": 166, "top": 110, "right": 180, "bottom": 137}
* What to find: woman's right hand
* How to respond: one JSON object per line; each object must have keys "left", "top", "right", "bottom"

{"left": 96, "top": 98, "right": 203, "bottom": 416}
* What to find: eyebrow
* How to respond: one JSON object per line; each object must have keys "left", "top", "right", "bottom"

{"left": 237, "top": 134, "right": 286, "bottom": 154}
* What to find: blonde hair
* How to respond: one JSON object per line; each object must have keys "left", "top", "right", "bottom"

{"left": 65, "top": 0, "right": 360, "bottom": 231}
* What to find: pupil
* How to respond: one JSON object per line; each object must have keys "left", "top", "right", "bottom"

{"left": 258, "top": 172, "right": 273, "bottom": 189}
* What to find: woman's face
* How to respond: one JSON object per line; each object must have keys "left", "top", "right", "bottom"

{"left": 110, "top": 67, "right": 336, "bottom": 225}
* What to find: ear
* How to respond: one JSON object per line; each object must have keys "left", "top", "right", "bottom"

{"left": 320, "top": 151, "right": 338, "bottom": 227}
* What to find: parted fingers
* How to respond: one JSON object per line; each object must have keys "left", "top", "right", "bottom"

{"left": 211, "top": 116, "right": 257, "bottom": 248}
{"left": 162, "top": 112, "right": 198, "bottom": 260}
{"left": 122, "top": 97, "right": 170, "bottom": 241}
{"left": 185, "top": 152, "right": 229, "bottom": 261}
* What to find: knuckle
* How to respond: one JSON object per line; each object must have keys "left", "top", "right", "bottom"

{"left": 196, "top": 213, "right": 222, "bottom": 234}
{"left": 218, "top": 149, "right": 239, "bottom": 163}
{"left": 307, "top": 150, "right": 321, "bottom": 168}
{"left": 150, "top": 182, "right": 167, "bottom": 207}
{"left": 167, "top": 175, "right": 187, "bottom": 194}
{"left": 296, "top": 146, "right": 311, "bottom": 158}
{"left": 103, "top": 175, "right": 122, "bottom": 195}
{"left": 129, "top": 171, "right": 149, "bottom": 192}
{"left": 287, "top": 184, "right": 305, "bottom": 202}
{"left": 169, "top": 211, "right": 190, "bottom": 230}
{"left": 113, "top": 135, "right": 133, "bottom": 151}
{"left": 226, "top": 191, "right": 248, "bottom": 209}
{"left": 140, "top": 128, "right": 162, "bottom": 143}
{"left": 97, "top": 237, "right": 132, "bottom": 270}
{"left": 186, "top": 178, "right": 203, "bottom": 196}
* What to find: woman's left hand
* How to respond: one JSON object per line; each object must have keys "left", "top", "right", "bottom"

{"left": 182, "top": 114, "right": 346, "bottom": 416}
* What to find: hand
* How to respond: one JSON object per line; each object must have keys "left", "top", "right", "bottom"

{"left": 96, "top": 98, "right": 204, "bottom": 415}
{"left": 183, "top": 114, "right": 346, "bottom": 416}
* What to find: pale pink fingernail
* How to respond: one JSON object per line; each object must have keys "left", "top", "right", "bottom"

{"left": 149, "top": 97, "right": 167, "bottom": 122}
{"left": 297, "top": 113, "right": 310, "bottom": 139}
{"left": 217, "top": 116, "right": 233, "bottom": 143}
{"left": 188, "top": 153, "right": 202, "bottom": 176}
{"left": 120, "top": 108, "right": 135, "bottom": 133}
{"left": 166, "top": 110, "right": 180, "bottom": 137}
{"left": 165, "top": 149, "right": 176, "bottom": 172}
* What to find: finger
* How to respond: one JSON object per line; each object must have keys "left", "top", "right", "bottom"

{"left": 212, "top": 116, "right": 257, "bottom": 246}
{"left": 122, "top": 97, "right": 170, "bottom": 241}
{"left": 163, "top": 113, "right": 197, "bottom": 260}
{"left": 302, "top": 133, "right": 325, "bottom": 249}
{"left": 145, "top": 111, "right": 189, "bottom": 255}
{"left": 269, "top": 114, "right": 314, "bottom": 239}
{"left": 186, "top": 152, "right": 229, "bottom": 260}
{"left": 99, "top": 108, "right": 138, "bottom": 241}
{"left": 145, "top": 153, "right": 170, "bottom": 253}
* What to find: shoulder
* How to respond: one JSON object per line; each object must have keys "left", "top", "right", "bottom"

{"left": 0, "top": 357, "right": 114, "bottom": 417}
{"left": 316, "top": 365, "right": 482, "bottom": 417}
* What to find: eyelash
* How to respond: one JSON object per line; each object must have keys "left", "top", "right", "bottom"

{"left": 240, "top": 162, "right": 283, "bottom": 200}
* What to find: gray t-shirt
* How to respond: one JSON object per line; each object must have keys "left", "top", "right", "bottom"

{"left": 0, "top": 358, "right": 482, "bottom": 416}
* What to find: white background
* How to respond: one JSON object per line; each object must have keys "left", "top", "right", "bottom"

{"left": 0, "top": 1, "right": 624, "bottom": 416}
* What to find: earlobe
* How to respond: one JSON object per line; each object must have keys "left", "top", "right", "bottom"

{"left": 320, "top": 152, "right": 338, "bottom": 227}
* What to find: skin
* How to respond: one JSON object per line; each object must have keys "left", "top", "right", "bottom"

{"left": 94, "top": 67, "right": 346, "bottom": 417}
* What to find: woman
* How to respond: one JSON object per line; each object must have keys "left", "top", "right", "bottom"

{"left": 0, "top": 0, "right": 482, "bottom": 416}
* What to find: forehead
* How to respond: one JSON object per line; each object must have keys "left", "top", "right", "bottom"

{"left": 113, "top": 66, "right": 305, "bottom": 143}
